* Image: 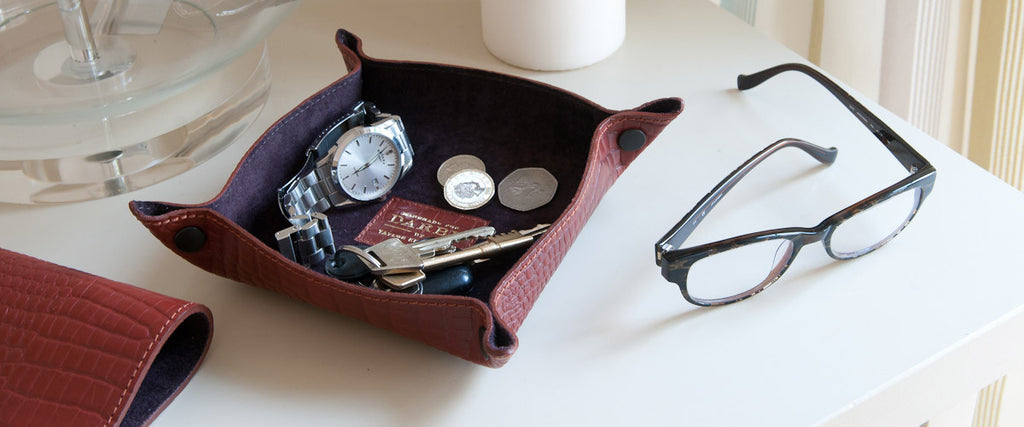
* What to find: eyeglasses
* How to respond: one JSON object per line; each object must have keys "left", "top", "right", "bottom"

{"left": 654, "top": 63, "right": 937, "bottom": 306}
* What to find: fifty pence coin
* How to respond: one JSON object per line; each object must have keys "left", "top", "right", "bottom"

{"left": 498, "top": 167, "right": 558, "bottom": 212}
{"left": 437, "top": 154, "right": 486, "bottom": 185}
{"left": 444, "top": 169, "right": 495, "bottom": 210}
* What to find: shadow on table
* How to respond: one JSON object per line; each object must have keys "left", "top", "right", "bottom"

{"left": 199, "top": 280, "right": 481, "bottom": 425}
{"left": 125, "top": 235, "right": 479, "bottom": 425}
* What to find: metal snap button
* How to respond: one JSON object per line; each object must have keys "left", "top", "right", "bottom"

{"left": 618, "top": 128, "right": 647, "bottom": 151}
{"left": 174, "top": 226, "right": 207, "bottom": 253}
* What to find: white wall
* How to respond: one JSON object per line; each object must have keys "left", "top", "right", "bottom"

{"left": 815, "top": 0, "right": 887, "bottom": 101}
{"left": 752, "top": 0, "right": 814, "bottom": 59}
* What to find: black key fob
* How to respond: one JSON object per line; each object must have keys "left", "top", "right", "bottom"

{"left": 421, "top": 265, "right": 473, "bottom": 295}
{"left": 326, "top": 249, "right": 370, "bottom": 281}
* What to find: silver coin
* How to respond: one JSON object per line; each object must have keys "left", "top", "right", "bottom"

{"left": 498, "top": 167, "right": 558, "bottom": 212}
{"left": 443, "top": 169, "right": 495, "bottom": 210}
{"left": 437, "top": 154, "right": 486, "bottom": 185}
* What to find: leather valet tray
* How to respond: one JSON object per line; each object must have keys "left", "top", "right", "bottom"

{"left": 130, "top": 29, "right": 682, "bottom": 368}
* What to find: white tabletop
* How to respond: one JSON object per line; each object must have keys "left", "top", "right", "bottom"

{"left": 4, "top": 1, "right": 1024, "bottom": 426}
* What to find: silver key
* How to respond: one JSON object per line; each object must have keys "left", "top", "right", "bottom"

{"left": 409, "top": 226, "right": 496, "bottom": 256}
{"left": 342, "top": 224, "right": 550, "bottom": 290}
{"left": 339, "top": 226, "right": 496, "bottom": 279}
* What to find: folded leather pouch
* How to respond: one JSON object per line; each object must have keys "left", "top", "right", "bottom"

{"left": 130, "top": 29, "right": 682, "bottom": 367}
{"left": 0, "top": 248, "right": 213, "bottom": 427}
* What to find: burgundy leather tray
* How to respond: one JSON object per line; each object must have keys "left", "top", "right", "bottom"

{"left": 130, "top": 29, "right": 681, "bottom": 367}
{"left": 0, "top": 248, "right": 213, "bottom": 427}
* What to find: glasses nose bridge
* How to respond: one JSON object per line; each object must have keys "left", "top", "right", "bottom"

{"left": 790, "top": 226, "right": 829, "bottom": 253}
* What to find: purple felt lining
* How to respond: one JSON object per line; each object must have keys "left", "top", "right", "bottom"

{"left": 122, "top": 312, "right": 211, "bottom": 427}
{"left": 133, "top": 29, "right": 669, "bottom": 304}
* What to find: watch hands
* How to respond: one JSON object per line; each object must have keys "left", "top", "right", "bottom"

{"left": 345, "top": 148, "right": 388, "bottom": 179}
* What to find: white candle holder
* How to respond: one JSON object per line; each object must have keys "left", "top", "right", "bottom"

{"left": 481, "top": 0, "right": 626, "bottom": 71}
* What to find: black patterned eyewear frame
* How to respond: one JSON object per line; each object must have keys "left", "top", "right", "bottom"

{"left": 654, "top": 63, "right": 937, "bottom": 306}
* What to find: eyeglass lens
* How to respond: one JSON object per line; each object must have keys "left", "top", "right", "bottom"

{"left": 827, "top": 189, "right": 919, "bottom": 259}
{"left": 685, "top": 238, "right": 794, "bottom": 303}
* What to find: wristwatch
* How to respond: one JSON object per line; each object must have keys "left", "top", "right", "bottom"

{"left": 276, "top": 101, "right": 414, "bottom": 265}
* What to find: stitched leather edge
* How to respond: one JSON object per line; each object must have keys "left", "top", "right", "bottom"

{"left": 130, "top": 205, "right": 497, "bottom": 364}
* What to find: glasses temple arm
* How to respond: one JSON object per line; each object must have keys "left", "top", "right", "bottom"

{"left": 656, "top": 138, "right": 837, "bottom": 261}
{"left": 737, "top": 63, "right": 928, "bottom": 173}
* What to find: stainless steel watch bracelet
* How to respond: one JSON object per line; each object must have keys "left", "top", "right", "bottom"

{"left": 275, "top": 212, "right": 335, "bottom": 265}
{"left": 278, "top": 156, "right": 351, "bottom": 223}
{"left": 275, "top": 102, "right": 372, "bottom": 265}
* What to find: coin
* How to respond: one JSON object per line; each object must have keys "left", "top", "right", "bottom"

{"left": 443, "top": 169, "right": 495, "bottom": 210}
{"left": 437, "top": 154, "right": 486, "bottom": 185}
{"left": 498, "top": 167, "right": 558, "bottom": 212}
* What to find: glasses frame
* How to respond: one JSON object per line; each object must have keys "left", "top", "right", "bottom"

{"left": 655, "top": 63, "right": 937, "bottom": 307}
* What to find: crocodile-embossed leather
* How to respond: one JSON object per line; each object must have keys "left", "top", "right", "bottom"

{"left": 0, "top": 248, "right": 213, "bottom": 427}
{"left": 490, "top": 107, "right": 675, "bottom": 335}
{"left": 130, "top": 29, "right": 681, "bottom": 368}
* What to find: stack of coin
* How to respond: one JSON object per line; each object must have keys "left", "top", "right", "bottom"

{"left": 437, "top": 155, "right": 558, "bottom": 212}
{"left": 437, "top": 154, "right": 486, "bottom": 185}
{"left": 439, "top": 155, "right": 494, "bottom": 210}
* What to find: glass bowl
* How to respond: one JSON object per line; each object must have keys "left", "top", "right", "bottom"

{"left": 0, "top": 0, "right": 300, "bottom": 203}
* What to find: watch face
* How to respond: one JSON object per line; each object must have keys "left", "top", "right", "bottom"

{"left": 333, "top": 132, "right": 402, "bottom": 201}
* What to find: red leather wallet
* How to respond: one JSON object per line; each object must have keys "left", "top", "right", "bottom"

{"left": 130, "top": 29, "right": 681, "bottom": 367}
{"left": 0, "top": 248, "right": 213, "bottom": 427}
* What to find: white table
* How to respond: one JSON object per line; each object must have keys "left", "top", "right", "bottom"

{"left": 4, "top": 1, "right": 1024, "bottom": 425}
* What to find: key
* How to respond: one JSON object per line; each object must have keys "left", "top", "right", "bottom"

{"left": 329, "top": 226, "right": 494, "bottom": 281}
{"left": 344, "top": 224, "right": 550, "bottom": 290}
{"left": 417, "top": 223, "right": 549, "bottom": 272}
{"left": 340, "top": 226, "right": 496, "bottom": 277}
{"left": 408, "top": 226, "right": 496, "bottom": 256}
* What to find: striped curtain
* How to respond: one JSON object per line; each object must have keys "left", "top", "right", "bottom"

{"left": 719, "top": 0, "right": 756, "bottom": 25}
{"left": 969, "top": 0, "right": 1024, "bottom": 190}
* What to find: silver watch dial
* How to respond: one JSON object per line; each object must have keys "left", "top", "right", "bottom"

{"left": 333, "top": 133, "right": 402, "bottom": 201}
